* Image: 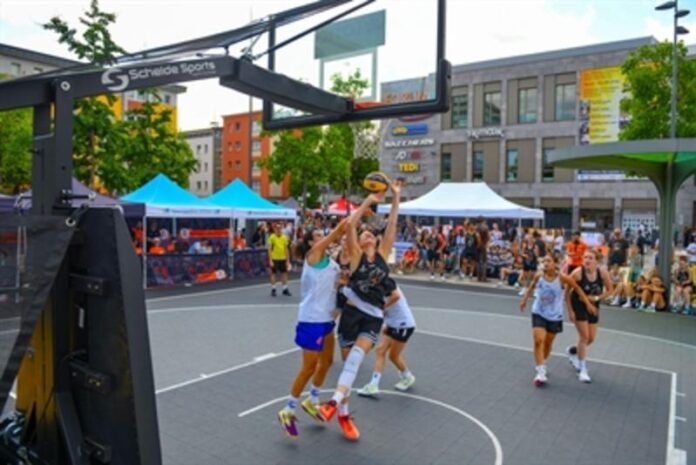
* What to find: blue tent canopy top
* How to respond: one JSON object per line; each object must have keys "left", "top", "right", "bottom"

{"left": 206, "top": 179, "right": 296, "bottom": 219}
{"left": 122, "top": 174, "right": 229, "bottom": 218}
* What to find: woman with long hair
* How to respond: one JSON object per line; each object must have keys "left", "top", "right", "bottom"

{"left": 520, "top": 253, "right": 596, "bottom": 387}
{"left": 565, "top": 249, "right": 613, "bottom": 383}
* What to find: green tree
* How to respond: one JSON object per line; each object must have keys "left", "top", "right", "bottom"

{"left": 620, "top": 41, "right": 696, "bottom": 140}
{"left": 119, "top": 89, "right": 196, "bottom": 191}
{"left": 258, "top": 126, "right": 328, "bottom": 208}
{"left": 0, "top": 106, "right": 32, "bottom": 194}
{"left": 44, "top": 0, "right": 195, "bottom": 194}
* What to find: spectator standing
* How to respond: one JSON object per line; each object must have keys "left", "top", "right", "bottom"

{"left": 608, "top": 228, "right": 629, "bottom": 267}
{"left": 269, "top": 222, "right": 292, "bottom": 297}
{"left": 476, "top": 217, "right": 490, "bottom": 282}
{"left": 566, "top": 231, "right": 587, "bottom": 273}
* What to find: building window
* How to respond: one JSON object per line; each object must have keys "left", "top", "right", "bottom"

{"left": 451, "top": 94, "right": 468, "bottom": 128}
{"left": 196, "top": 181, "right": 202, "bottom": 191}
{"left": 163, "top": 94, "right": 172, "bottom": 104}
{"left": 472, "top": 151, "right": 484, "bottom": 181}
{"left": 252, "top": 120, "right": 261, "bottom": 135}
{"left": 204, "top": 162, "right": 208, "bottom": 172}
{"left": 518, "top": 88, "right": 537, "bottom": 124}
{"left": 234, "top": 142, "right": 241, "bottom": 152}
{"left": 196, "top": 144, "right": 201, "bottom": 154}
{"left": 234, "top": 122, "right": 241, "bottom": 131}
{"left": 252, "top": 160, "right": 262, "bottom": 176}
{"left": 542, "top": 148, "right": 555, "bottom": 182}
{"left": 440, "top": 153, "right": 452, "bottom": 181}
{"left": 10, "top": 63, "right": 20, "bottom": 75}
{"left": 483, "top": 91, "right": 501, "bottom": 126}
{"left": 235, "top": 160, "right": 241, "bottom": 171}
{"left": 252, "top": 180, "right": 261, "bottom": 192}
{"left": 555, "top": 83, "right": 576, "bottom": 121}
{"left": 506, "top": 149, "right": 518, "bottom": 182}
{"left": 228, "top": 161, "right": 232, "bottom": 168}
{"left": 252, "top": 140, "right": 261, "bottom": 154}
{"left": 204, "top": 181, "right": 209, "bottom": 191}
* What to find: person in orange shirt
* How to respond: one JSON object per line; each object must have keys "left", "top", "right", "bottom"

{"left": 233, "top": 232, "right": 247, "bottom": 250}
{"left": 566, "top": 231, "right": 587, "bottom": 273}
{"left": 149, "top": 238, "right": 166, "bottom": 255}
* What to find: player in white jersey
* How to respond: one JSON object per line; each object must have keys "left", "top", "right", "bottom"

{"left": 519, "top": 253, "right": 596, "bottom": 387}
{"left": 277, "top": 219, "right": 347, "bottom": 439}
{"left": 356, "top": 280, "right": 416, "bottom": 397}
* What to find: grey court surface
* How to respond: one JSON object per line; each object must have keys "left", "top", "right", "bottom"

{"left": 147, "top": 280, "right": 696, "bottom": 465}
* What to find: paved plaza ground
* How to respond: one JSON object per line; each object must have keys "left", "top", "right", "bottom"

{"left": 147, "top": 279, "right": 696, "bottom": 465}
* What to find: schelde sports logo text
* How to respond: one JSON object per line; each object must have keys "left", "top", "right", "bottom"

{"left": 101, "top": 61, "right": 217, "bottom": 92}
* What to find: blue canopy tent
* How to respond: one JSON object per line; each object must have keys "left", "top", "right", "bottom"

{"left": 122, "top": 174, "right": 231, "bottom": 288}
{"left": 122, "top": 174, "right": 229, "bottom": 218}
{"left": 206, "top": 179, "right": 296, "bottom": 219}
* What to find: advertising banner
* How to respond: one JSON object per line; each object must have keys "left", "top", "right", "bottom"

{"left": 578, "top": 66, "right": 632, "bottom": 181}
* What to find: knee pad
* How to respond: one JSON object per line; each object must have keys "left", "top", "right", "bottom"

{"left": 337, "top": 346, "right": 365, "bottom": 390}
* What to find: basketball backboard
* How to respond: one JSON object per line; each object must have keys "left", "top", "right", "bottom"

{"left": 262, "top": 0, "right": 450, "bottom": 129}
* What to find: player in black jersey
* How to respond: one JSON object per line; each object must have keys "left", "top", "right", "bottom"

{"left": 320, "top": 181, "right": 402, "bottom": 441}
{"left": 565, "top": 249, "right": 613, "bottom": 383}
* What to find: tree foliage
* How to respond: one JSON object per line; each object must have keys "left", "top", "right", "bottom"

{"left": 260, "top": 70, "right": 378, "bottom": 207}
{"left": 620, "top": 41, "right": 696, "bottom": 140}
{"left": 0, "top": 104, "right": 32, "bottom": 194}
{"left": 43, "top": 0, "right": 195, "bottom": 194}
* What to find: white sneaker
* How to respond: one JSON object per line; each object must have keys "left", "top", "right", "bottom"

{"left": 578, "top": 370, "right": 592, "bottom": 383}
{"left": 622, "top": 299, "right": 633, "bottom": 308}
{"left": 533, "top": 371, "right": 547, "bottom": 387}
{"left": 356, "top": 383, "right": 380, "bottom": 397}
{"left": 430, "top": 274, "right": 435, "bottom": 281}
{"left": 440, "top": 275, "right": 446, "bottom": 281}
{"left": 397, "top": 270, "right": 404, "bottom": 275}
{"left": 394, "top": 374, "right": 416, "bottom": 391}
{"left": 518, "top": 288, "right": 526, "bottom": 296}
{"left": 611, "top": 297, "right": 621, "bottom": 306}
{"left": 565, "top": 346, "right": 580, "bottom": 372}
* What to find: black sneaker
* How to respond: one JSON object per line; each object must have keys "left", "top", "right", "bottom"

{"left": 271, "top": 288, "right": 277, "bottom": 297}
{"left": 282, "top": 289, "right": 292, "bottom": 297}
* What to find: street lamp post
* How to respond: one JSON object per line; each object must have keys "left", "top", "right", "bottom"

{"left": 654, "top": 0, "right": 689, "bottom": 284}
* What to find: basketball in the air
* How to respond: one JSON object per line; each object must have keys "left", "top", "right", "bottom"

{"left": 362, "top": 171, "right": 391, "bottom": 193}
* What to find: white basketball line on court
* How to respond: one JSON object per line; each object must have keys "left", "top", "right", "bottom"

{"left": 148, "top": 303, "right": 289, "bottom": 315}
{"left": 155, "top": 347, "right": 299, "bottom": 395}
{"left": 147, "top": 281, "right": 299, "bottom": 303}
{"left": 237, "top": 389, "right": 503, "bottom": 465}
{"left": 417, "top": 329, "right": 686, "bottom": 465}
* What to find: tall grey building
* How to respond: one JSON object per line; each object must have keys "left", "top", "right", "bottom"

{"left": 183, "top": 126, "right": 222, "bottom": 196}
{"left": 379, "top": 37, "right": 696, "bottom": 232}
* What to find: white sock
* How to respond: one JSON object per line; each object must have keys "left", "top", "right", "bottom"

{"left": 579, "top": 359, "right": 587, "bottom": 371}
{"left": 331, "top": 390, "right": 345, "bottom": 404}
{"left": 309, "top": 385, "right": 320, "bottom": 404}
{"left": 535, "top": 365, "right": 545, "bottom": 375}
{"left": 400, "top": 369, "right": 412, "bottom": 379}
{"left": 371, "top": 372, "right": 382, "bottom": 386}
{"left": 339, "top": 402, "right": 350, "bottom": 416}
{"left": 286, "top": 396, "right": 299, "bottom": 412}
{"left": 283, "top": 284, "right": 288, "bottom": 290}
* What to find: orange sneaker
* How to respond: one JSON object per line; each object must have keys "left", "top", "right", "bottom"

{"left": 337, "top": 414, "right": 360, "bottom": 441}
{"left": 319, "top": 400, "right": 337, "bottom": 422}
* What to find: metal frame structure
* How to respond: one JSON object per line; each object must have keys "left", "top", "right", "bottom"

{"left": 549, "top": 140, "right": 696, "bottom": 290}
{"left": 0, "top": 1, "right": 450, "bottom": 463}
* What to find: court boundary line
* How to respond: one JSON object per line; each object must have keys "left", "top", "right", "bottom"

{"left": 237, "top": 389, "right": 503, "bottom": 465}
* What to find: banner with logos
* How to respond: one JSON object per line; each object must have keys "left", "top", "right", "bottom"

{"left": 578, "top": 66, "right": 633, "bottom": 181}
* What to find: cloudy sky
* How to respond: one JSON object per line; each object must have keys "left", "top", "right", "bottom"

{"left": 1, "top": 0, "right": 694, "bottom": 130}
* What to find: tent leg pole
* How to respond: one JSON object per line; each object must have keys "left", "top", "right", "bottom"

{"left": 143, "top": 216, "right": 148, "bottom": 290}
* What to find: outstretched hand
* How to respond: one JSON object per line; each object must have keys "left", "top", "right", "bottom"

{"left": 391, "top": 179, "right": 403, "bottom": 196}
{"left": 367, "top": 191, "right": 386, "bottom": 205}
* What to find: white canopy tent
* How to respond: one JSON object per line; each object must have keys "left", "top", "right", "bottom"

{"left": 378, "top": 183, "right": 544, "bottom": 219}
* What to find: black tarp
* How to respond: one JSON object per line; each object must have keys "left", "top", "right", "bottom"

{"left": 1, "top": 179, "right": 144, "bottom": 218}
